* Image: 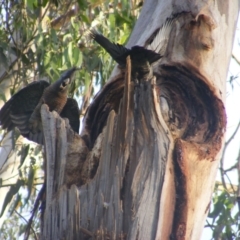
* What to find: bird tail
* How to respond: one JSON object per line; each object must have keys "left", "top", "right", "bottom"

{"left": 88, "top": 28, "right": 115, "bottom": 52}
{"left": 88, "top": 28, "right": 129, "bottom": 65}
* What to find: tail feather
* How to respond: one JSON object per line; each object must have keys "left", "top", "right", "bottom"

{"left": 89, "top": 28, "right": 162, "bottom": 66}
{"left": 88, "top": 29, "right": 129, "bottom": 65}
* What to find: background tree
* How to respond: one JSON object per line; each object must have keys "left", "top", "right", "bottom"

{"left": 0, "top": 0, "right": 239, "bottom": 239}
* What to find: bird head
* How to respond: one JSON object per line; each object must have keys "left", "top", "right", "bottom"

{"left": 54, "top": 67, "right": 79, "bottom": 92}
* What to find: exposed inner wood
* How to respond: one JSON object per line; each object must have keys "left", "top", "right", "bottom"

{"left": 82, "top": 62, "right": 226, "bottom": 160}
{"left": 78, "top": 61, "right": 226, "bottom": 239}
{"left": 157, "top": 64, "right": 226, "bottom": 146}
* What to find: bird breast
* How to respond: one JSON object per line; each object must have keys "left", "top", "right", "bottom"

{"left": 43, "top": 88, "right": 68, "bottom": 113}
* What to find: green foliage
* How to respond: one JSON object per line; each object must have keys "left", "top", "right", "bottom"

{"left": 0, "top": 179, "right": 24, "bottom": 217}
{"left": 205, "top": 115, "right": 240, "bottom": 240}
{"left": 207, "top": 189, "right": 239, "bottom": 239}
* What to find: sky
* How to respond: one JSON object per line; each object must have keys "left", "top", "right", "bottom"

{"left": 221, "top": 17, "right": 240, "bottom": 184}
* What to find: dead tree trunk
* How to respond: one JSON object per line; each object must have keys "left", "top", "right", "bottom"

{"left": 41, "top": 1, "right": 239, "bottom": 239}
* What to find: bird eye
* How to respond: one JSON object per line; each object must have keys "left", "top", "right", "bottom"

{"left": 62, "top": 78, "right": 70, "bottom": 87}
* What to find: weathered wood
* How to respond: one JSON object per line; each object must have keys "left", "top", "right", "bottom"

{"left": 40, "top": 0, "right": 239, "bottom": 240}
{"left": 41, "top": 105, "right": 88, "bottom": 239}
{"left": 41, "top": 72, "right": 172, "bottom": 239}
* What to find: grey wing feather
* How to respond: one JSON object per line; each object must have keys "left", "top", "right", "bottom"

{"left": 10, "top": 114, "right": 31, "bottom": 134}
{"left": 0, "top": 80, "right": 49, "bottom": 144}
{"left": 147, "top": 18, "right": 175, "bottom": 55}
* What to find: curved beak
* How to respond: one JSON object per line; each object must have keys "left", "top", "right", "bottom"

{"left": 61, "top": 67, "right": 80, "bottom": 83}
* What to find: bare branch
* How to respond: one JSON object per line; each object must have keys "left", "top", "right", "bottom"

{"left": 14, "top": 210, "right": 38, "bottom": 240}
{"left": 50, "top": 8, "right": 77, "bottom": 29}
{"left": 232, "top": 53, "right": 240, "bottom": 66}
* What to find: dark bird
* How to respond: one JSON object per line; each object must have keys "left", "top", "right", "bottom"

{"left": 60, "top": 98, "right": 80, "bottom": 133}
{"left": 83, "top": 22, "right": 174, "bottom": 147}
{"left": 88, "top": 29, "right": 162, "bottom": 79}
{"left": 0, "top": 67, "right": 80, "bottom": 144}
{"left": 88, "top": 18, "right": 176, "bottom": 78}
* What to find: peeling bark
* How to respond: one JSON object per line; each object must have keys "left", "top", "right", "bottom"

{"left": 40, "top": 1, "right": 239, "bottom": 240}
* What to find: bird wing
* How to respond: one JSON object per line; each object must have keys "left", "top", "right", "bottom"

{"left": 147, "top": 18, "right": 175, "bottom": 56}
{"left": 60, "top": 98, "right": 80, "bottom": 133}
{"left": 89, "top": 29, "right": 130, "bottom": 65}
{"left": 0, "top": 80, "right": 50, "bottom": 143}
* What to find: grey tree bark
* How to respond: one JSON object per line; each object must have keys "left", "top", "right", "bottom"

{"left": 41, "top": 0, "right": 239, "bottom": 239}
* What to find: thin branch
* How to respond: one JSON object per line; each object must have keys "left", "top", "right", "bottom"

{"left": 225, "top": 121, "right": 240, "bottom": 147}
{"left": 24, "top": 183, "right": 45, "bottom": 240}
{"left": 50, "top": 8, "right": 76, "bottom": 29}
{"left": 219, "top": 163, "right": 237, "bottom": 173}
{"left": 14, "top": 210, "right": 38, "bottom": 240}
{"left": 205, "top": 219, "right": 215, "bottom": 231}
{"left": 215, "top": 181, "right": 238, "bottom": 194}
{"left": 232, "top": 53, "right": 240, "bottom": 66}
{"left": 220, "top": 121, "right": 240, "bottom": 191}
{"left": 237, "top": 146, "right": 240, "bottom": 220}
{"left": 0, "top": 182, "right": 44, "bottom": 188}
{"left": 224, "top": 172, "right": 237, "bottom": 194}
